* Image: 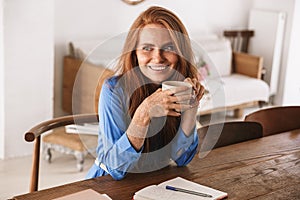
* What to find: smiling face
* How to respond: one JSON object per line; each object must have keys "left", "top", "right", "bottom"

{"left": 136, "top": 23, "right": 179, "bottom": 84}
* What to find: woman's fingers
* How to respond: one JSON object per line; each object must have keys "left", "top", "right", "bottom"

{"left": 185, "top": 78, "right": 205, "bottom": 101}
{"left": 164, "top": 86, "right": 191, "bottom": 96}
{"left": 197, "top": 85, "right": 205, "bottom": 100}
{"left": 146, "top": 85, "right": 202, "bottom": 118}
{"left": 163, "top": 94, "right": 192, "bottom": 103}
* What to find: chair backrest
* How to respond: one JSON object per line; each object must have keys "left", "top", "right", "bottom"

{"left": 244, "top": 106, "right": 300, "bottom": 136}
{"left": 71, "top": 57, "right": 114, "bottom": 116}
{"left": 223, "top": 30, "right": 254, "bottom": 53}
{"left": 197, "top": 121, "right": 263, "bottom": 151}
{"left": 63, "top": 56, "right": 114, "bottom": 114}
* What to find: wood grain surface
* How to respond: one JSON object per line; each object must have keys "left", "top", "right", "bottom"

{"left": 12, "top": 129, "right": 300, "bottom": 200}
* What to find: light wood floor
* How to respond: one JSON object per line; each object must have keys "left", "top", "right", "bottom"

{"left": 0, "top": 151, "right": 95, "bottom": 199}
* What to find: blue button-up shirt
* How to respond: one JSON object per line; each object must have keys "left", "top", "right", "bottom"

{"left": 86, "top": 76, "right": 198, "bottom": 180}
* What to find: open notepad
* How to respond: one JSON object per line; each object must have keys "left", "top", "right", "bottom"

{"left": 133, "top": 177, "right": 227, "bottom": 200}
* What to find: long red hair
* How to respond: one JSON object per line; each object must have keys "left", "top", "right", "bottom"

{"left": 115, "top": 6, "right": 198, "bottom": 152}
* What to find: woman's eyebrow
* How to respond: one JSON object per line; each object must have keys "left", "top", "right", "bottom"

{"left": 138, "top": 43, "right": 155, "bottom": 46}
{"left": 162, "top": 42, "right": 174, "bottom": 47}
{"left": 138, "top": 41, "right": 174, "bottom": 47}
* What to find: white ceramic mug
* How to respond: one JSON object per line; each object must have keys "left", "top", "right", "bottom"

{"left": 162, "top": 81, "right": 192, "bottom": 104}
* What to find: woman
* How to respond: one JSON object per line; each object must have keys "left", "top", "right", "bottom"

{"left": 86, "top": 6, "right": 204, "bottom": 180}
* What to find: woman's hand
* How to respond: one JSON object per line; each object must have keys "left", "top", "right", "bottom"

{"left": 180, "top": 78, "right": 205, "bottom": 136}
{"left": 127, "top": 86, "right": 193, "bottom": 150}
{"left": 136, "top": 79, "right": 204, "bottom": 125}
{"left": 184, "top": 77, "right": 205, "bottom": 107}
{"left": 142, "top": 86, "right": 192, "bottom": 119}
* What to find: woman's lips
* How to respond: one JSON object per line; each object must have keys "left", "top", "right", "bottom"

{"left": 148, "top": 65, "right": 169, "bottom": 71}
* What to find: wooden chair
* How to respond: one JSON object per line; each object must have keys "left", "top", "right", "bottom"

{"left": 25, "top": 56, "right": 113, "bottom": 192}
{"left": 223, "top": 29, "right": 266, "bottom": 106}
{"left": 25, "top": 114, "right": 99, "bottom": 192}
{"left": 197, "top": 121, "right": 263, "bottom": 151}
{"left": 42, "top": 57, "right": 113, "bottom": 171}
{"left": 223, "top": 30, "right": 254, "bottom": 53}
{"left": 244, "top": 106, "right": 300, "bottom": 136}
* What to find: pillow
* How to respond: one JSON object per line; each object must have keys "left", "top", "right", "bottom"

{"left": 73, "top": 62, "right": 114, "bottom": 114}
{"left": 196, "top": 37, "right": 232, "bottom": 77}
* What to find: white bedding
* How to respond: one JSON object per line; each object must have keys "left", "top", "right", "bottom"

{"left": 199, "top": 74, "right": 269, "bottom": 112}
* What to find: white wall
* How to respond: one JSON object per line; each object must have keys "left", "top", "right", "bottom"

{"left": 2, "top": 0, "right": 298, "bottom": 158}
{"left": 0, "top": 0, "right": 5, "bottom": 158}
{"left": 253, "top": 0, "right": 300, "bottom": 105}
{"left": 0, "top": 0, "right": 54, "bottom": 159}
{"left": 54, "top": 0, "right": 254, "bottom": 116}
{"left": 282, "top": 0, "right": 300, "bottom": 104}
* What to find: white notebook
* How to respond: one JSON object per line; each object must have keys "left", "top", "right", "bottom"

{"left": 65, "top": 123, "right": 99, "bottom": 135}
{"left": 53, "top": 189, "right": 112, "bottom": 200}
{"left": 133, "top": 177, "right": 227, "bottom": 200}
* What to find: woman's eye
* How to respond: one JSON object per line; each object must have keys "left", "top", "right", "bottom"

{"left": 142, "top": 46, "right": 152, "bottom": 51}
{"left": 163, "top": 45, "right": 175, "bottom": 52}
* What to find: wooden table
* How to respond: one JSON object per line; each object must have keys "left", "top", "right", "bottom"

{"left": 12, "top": 130, "right": 300, "bottom": 200}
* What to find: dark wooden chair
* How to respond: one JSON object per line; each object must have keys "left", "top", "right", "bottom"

{"left": 25, "top": 114, "right": 99, "bottom": 192}
{"left": 197, "top": 121, "right": 263, "bottom": 151}
{"left": 244, "top": 106, "right": 300, "bottom": 136}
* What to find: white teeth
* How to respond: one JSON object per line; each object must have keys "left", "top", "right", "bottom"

{"left": 148, "top": 65, "right": 168, "bottom": 71}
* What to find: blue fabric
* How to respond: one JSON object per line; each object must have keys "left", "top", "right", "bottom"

{"left": 86, "top": 76, "right": 198, "bottom": 180}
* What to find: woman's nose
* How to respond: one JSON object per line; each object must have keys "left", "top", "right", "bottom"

{"left": 152, "top": 48, "right": 164, "bottom": 63}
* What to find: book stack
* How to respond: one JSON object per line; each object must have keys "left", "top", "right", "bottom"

{"left": 65, "top": 123, "right": 99, "bottom": 135}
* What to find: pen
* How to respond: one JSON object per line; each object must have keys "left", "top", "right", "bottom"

{"left": 166, "top": 185, "right": 213, "bottom": 198}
